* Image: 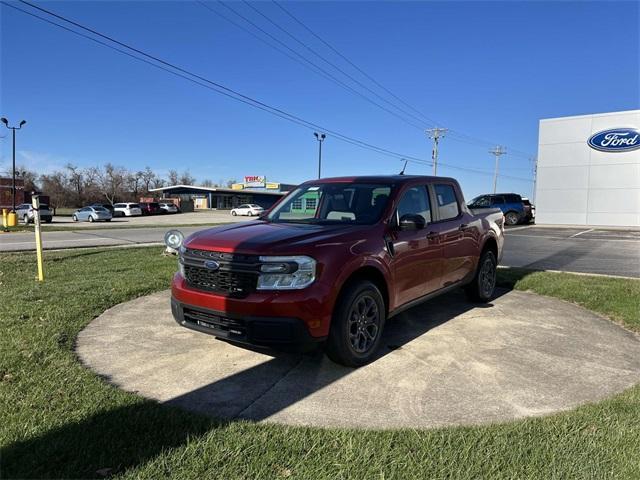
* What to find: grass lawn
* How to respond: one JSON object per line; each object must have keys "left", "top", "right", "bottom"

{"left": 1, "top": 248, "right": 639, "bottom": 479}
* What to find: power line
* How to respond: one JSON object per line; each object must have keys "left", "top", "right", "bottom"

{"left": 239, "top": 0, "right": 433, "bottom": 129}
{"left": 271, "top": 0, "right": 534, "bottom": 159}
{"left": 201, "top": 1, "right": 426, "bottom": 131}
{"left": 6, "top": 0, "right": 532, "bottom": 185}
{"left": 5, "top": 1, "right": 427, "bottom": 163}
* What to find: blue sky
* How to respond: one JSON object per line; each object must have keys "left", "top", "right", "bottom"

{"left": 1, "top": 0, "right": 638, "bottom": 199}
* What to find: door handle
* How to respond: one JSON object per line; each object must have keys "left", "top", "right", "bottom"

{"left": 426, "top": 231, "right": 439, "bottom": 240}
{"left": 458, "top": 223, "right": 469, "bottom": 231}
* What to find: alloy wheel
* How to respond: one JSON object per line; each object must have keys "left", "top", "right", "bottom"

{"left": 348, "top": 294, "right": 381, "bottom": 354}
{"left": 479, "top": 256, "right": 496, "bottom": 298}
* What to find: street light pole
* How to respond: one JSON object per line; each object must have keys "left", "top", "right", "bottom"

{"left": 314, "top": 132, "right": 326, "bottom": 179}
{"left": 1, "top": 118, "right": 27, "bottom": 212}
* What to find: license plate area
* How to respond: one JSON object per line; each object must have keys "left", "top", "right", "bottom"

{"left": 184, "top": 308, "right": 247, "bottom": 338}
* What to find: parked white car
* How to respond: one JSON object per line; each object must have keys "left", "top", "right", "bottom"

{"left": 230, "top": 204, "right": 264, "bottom": 216}
{"left": 113, "top": 203, "right": 142, "bottom": 217}
{"left": 159, "top": 202, "right": 179, "bottom": 214}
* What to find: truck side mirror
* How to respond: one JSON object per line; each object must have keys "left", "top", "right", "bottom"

{"left": 399, "top": 214, "right": 426, "bottom": 231}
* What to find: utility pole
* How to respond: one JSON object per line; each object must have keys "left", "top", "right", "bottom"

{"left": 426, "top": 127, "right": 448, "bottom": 176}
{"left": 489, "top": 145, "right": 507, "bottom": 193}
{"left": 1, "top": 118, "right": 27, "bottom": 212}
{"left": 314, "top": 132, "right": 326, "bottom": 179}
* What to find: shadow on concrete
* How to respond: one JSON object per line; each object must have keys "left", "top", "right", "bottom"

{"left": 2, "top": 238, "right": 532, "bottom": 479}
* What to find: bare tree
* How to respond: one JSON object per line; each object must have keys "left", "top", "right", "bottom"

{"left": 178, "top": 170, "right": 195, "bottom": 185}
{"left": 140, "top": 166, "right": 157, "bottom": 194}
{"left": 201, "top": 178, "right": 215, "bottom": 187}
{"left": 97, "top": 163, "right": 128, "bottom": 204}
{"left": 167, "top": 169, "right": 179, "bottom": 185}
{"left": 40, "top": 172, "right": 66, "bottom": 214}
{"left": 16, "top": 166, "right": 40, "bottom": 192}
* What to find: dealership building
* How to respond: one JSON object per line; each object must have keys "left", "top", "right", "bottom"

{"left": 535, "top": 109, "right": 640, "bottom": 227}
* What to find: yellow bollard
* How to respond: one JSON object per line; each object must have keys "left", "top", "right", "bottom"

{"left": 7, "top": 211, "right": 17, "bottom": 227}
{"left": 2, "top": 208, "right": 7, "bottom": 229}
{"left": 31, "top": 196, "right": 45, "bottom": 282}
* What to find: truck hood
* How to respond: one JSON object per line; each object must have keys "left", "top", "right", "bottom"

{"left": 184, "top": 220, "right": 369, "bottom": 254}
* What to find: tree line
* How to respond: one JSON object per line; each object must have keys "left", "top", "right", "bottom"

{"left": 6, "top": 163, "right": 236, "bottom": 211}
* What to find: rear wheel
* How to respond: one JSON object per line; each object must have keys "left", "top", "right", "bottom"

{"left": 23, "top": 215, "right": 29, "bottom": 225}
{"left": 505, "top": 211, "right": 519, "bottom": 225}
{"left": 72, "top": 215, "right": 78, "bottom": 222}
{"left": 326, "top": 281, "right": 386, "bottom": 367}
{"left": 465, "top": 250, "right": 497, "bottom": 302}
{"left": 231, "top": 211, "right": 237, "bottom": 216}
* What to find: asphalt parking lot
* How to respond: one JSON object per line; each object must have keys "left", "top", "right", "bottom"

{"left": 503, "top": 226, "right": 640, "bottom": 278}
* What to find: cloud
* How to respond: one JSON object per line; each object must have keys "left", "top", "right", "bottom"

{"left": 0, "top": 150, "right": 70, "bottom": 176}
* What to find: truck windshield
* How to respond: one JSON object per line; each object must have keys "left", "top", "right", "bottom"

{"left": 267, "top": 183, "right": 392, "bottom": 225}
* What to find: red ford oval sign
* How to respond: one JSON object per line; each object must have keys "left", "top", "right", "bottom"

{"left": 588, "top": 128, "right": 640, "bottom": 152}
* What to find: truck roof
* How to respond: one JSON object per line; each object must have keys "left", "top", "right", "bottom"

{"left": 302, "top": 175, "right": 459, "bottom": 185}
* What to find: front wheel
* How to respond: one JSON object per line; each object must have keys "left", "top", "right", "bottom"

{"left": 465, "top": 250, "right": 497, "bottom": 302}
{"left": 72, "top": 215, "right": 78, "bottom": 222}
{"left": 23, "top": 215, "right": 30, "bottom": 225}
{"left": 89, "top": 215, "right": 94, "bottom": 223}
{"left": 326, "top": 281, "right": 386, "bottom": 367}
{"left": 231, "top": 211, "right": 237, "bottom": 216}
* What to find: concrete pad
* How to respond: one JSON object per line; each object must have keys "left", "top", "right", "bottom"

{"left": 76, "top": 289, "right": 640, "bottom": 429}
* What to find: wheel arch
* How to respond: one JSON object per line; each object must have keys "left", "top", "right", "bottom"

{"left": 334, "top": 264, "right": 390, "bottom": 316}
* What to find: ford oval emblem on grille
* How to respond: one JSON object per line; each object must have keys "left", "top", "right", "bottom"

{"left": 204, "top": 260, "right": 220, "bottom": 271}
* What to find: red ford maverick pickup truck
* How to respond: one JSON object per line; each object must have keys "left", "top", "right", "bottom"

{"left": 171, "top": 175, "right": 505, "bottom": 366}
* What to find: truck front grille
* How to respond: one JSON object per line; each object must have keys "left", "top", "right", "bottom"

{"left": 181, "top": 248, "right": 260, "bottom": 298}
{"left": 184, "top": 265, "right": 257, "bottom": 297}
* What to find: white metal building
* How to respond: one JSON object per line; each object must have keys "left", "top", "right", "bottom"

{"left": 535, "top": 110, "right": 640, "bottom": 227}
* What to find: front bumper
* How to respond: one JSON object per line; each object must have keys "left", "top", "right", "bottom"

{"left": 171, "top": 272, "right": 335, "bottom": 340}
{"left": 171, "top": 297, "right": 326, "bottom": 350}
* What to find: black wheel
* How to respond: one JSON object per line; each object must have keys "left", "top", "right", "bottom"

{"left": 72, "top": 215, "right": 78, "bottom": 222}
{"left": 465, "top": 250, "right": 497, "bottom": 302}
{"left": 231, "top": 211, "right": 237, "bottom": 216}
{"left": 505, "top": 211, "right": 519, "bottom": 226}
{"left": 106, "top": 219, "right": 111, "bottom": 222}
{"left": 326, "top": 281, "right": 386, "bottom": 367}
{"left": 46, "top": 218, "right": 52, "bottom": 223}
{"left": 23, "top": 215, "right": 29, "bottom": 225}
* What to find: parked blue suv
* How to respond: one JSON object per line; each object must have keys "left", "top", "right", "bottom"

{"left": 468, "top": 193, "right": 533, "bottom": 225}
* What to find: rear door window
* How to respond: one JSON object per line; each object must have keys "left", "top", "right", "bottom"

{"left": 491, "top": 196, "right": 505, "bottom": 204}
{"left": 434, "top": 184, "right": 460, "bottom": 220}
{"left": 504, "top": 194, "right": 521, "bottom": 203}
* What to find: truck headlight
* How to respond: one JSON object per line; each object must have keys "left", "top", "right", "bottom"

{"left": 257, "top": 255, "right": 316, "bottom": 290}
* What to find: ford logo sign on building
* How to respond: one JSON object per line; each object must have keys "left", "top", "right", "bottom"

{"left": 588, "top": 128, "right": 640, "bottom": 152}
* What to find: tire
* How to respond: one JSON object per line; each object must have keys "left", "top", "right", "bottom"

{"left": 46, "top": 218, "right": 52, "bottom": 224}
{"left": 504, "top": 211, "right": 519, "bottom": 226}
{"left": 72, "top": 215, "right": 78, "bottom": 222}
{"left": 106, "top": 219, "right": 111, "bottom": 222}
{"left": 23, "top": 215, "right": 30, "bottom": 225}
{"left": 89, "top": 215, "right": 94, "bottom": 223}
{"left": 465, "top": 250, "right": 497, "bottom": 303}
{"left": 231, "top": 211, "right": 237, "bottom": 216}
{"left": 326, "top": 280, "right": 386, "bottom": 367}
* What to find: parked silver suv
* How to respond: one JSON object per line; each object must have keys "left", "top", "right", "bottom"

{"left": 15, "top": 203, "right": 53, "bottom": 224}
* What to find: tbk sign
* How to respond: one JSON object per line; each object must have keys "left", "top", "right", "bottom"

{"left": 587, "top": 128, "right": 640, "bottom": 152}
